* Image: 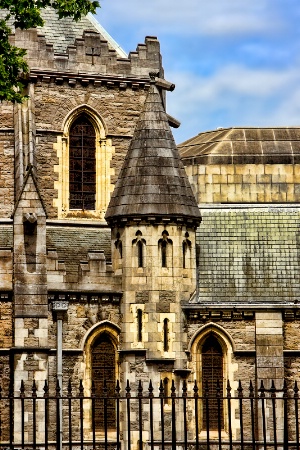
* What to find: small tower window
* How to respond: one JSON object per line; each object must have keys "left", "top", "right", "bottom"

{"left": 132, "top": 231, "right": 146, "bottom": 268}
{"left": 163, "top": 318, "right": 169, "bottom": 351}
{"left": 137, "top": 309, "right": 143, "bottom": 342}
{"left": 158, "top": 231, "right": 172, "bottom": 268}
{"left": 115, "top": 232, "right": 122, "bottom": 259}
{"left": 69, "top": 114, "right": 96, "bottom": 210}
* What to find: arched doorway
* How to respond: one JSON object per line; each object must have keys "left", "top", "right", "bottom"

{"left": 91, "top": 333, "right": 116, "bottom": 429}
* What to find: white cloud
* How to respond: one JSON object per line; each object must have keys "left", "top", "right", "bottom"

{"left": 166, "top": 64, "right": 300, "bottom": 142}
{"left": 99, "top": 0, "right": 283, "bottom": 37}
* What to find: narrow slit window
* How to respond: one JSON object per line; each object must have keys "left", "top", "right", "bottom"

{"left": 161, "top": 241, "right": 167, "bottom": 268}
{"left": 137, "top": 241, "right": 143, "bottom": 268}
{"left": 137, "top": 309, "right": 142, "bottom": 342}
{"left": 163, "top": 318, "right": 169, "bottom": 351}
{"left": 69, "top": 114, "right": 96, "bottom": 210}
{"left": 182, "top": 242, "right": 187, "bottom": 268}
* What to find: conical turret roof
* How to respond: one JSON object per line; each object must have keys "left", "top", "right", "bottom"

{"left": 105, "top": 84, "right": 201, "bottom": 225}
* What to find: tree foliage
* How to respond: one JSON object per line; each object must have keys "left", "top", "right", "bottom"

{"left": 0, "top": 0, "right": 100, "bottom": 103}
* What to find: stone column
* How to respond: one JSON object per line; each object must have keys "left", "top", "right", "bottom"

{"left": 255, "top": 311, "right": 284, "bottom": 443}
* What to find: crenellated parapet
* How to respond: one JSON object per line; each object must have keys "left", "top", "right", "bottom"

{"left": 13, "top": 26, "right": 162, "bottom": 79}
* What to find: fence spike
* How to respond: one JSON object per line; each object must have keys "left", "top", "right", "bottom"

{"left": 237, "top": 380, "right": 243, "bottom": 398}
{"left": 270, "top": 380, "right": 276, "bottom": 398}
{"left": 227, "top": 380, "right": 232, "bottom": 398}
{"left": 182, "top": 380, "right": 187, "bottom": 398}
{"left": 148, "top": 380, "right": 154, "bottom": 398}
{"left": 67, "top": 379, "right": 72, "bottom": 398}
{"left": 32, "top": 380, "right": 37, "bottom": 398}
{"left": 79, "top": 379, "right": 84, "bottom": 398}
{"left": 43, "top": 380, "right": 49, "bottom": 398}
{"left": 294, "top": 381, "right": 299, "bottom": 398}
{"left": 193, "top": 380, "right": 199, "bottom": 398}
{"left": 56, "top": 378, "right": 61, "bottom": 398}
{"left": 115, "top": 380, "right": 121, "bottom": 397}
{"left": 20, "top": 380, "right": 25, "bottom": 399}
{"left": 159, "top": 379, "right": 164, "bottom": 398}
{"left": 125, "top": 380, "right": 131, "bottom": 398}
{"left": 138, "top": 380, "right": 143, "bottom": 398}
{"left": 259, "top": 380, "right": 265, "bottom": 398}
{"left": 171, "top": 379, "right": 176, "bottom": 398}
{"left": 249, "top": 380, "right": 254, "bottom": 398}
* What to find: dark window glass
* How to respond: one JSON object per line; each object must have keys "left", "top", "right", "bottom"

{"left": 69, "top": 115, "right": 96, "bottom": 210}
{"left": 137, "top": 241, "right": 143, "bottom": 268}
{"left": 161, "top": 241, "right": 167, "bottom": 268}
{"left": 202, "top": 335, "right": 224, "bottom": 429}
{"left": 163, "top": 318, "right": 169, "bottom": 351}
{"left": 92, "top": 334, "right": 116, "bottom": 429}
{"left": 137, "top": 309, "right": 142, "bottom": 342}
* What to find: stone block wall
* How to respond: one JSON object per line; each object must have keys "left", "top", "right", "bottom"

{"left": 186, "top": 164, "right": 300, "bottom": 203}
{"left": 0, "top": 131, "right": 14, "bottom": 216}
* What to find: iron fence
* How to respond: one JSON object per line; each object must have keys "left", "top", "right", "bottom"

{"left": 0, "top": 379, "right": 299, "bottom": 449}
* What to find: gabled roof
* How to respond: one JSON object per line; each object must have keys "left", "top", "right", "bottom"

{"left": 105, "top": 83, "right": 201, "bottom": 225}
{"left": 0, "top": 7, "right": 127, "bottom": 56}
{"left": 179, "top": 127, "right": 300, "bottom": 165}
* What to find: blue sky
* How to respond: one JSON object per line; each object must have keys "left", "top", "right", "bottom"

{"left": 96, "top": 0, "right": 300, "bottom": 143}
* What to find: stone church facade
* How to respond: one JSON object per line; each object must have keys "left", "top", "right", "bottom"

{"left": 0, "top": 6, "right": 300, "bottom": 445}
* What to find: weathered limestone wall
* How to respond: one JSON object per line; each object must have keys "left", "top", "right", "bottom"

{"left": 197, "top": 206, "right": 300, "bottom": 303}
{"left": 0, "top": 131, "right": 14, "bottom": 216}
{"left": 113, "top": 223, "right": 197, "bottom": 361}
{"left": 186, "top": 164, "right": 300, "bottom": 203}
{"left": 30, "top": 81, "right": 150, "bottom": 219}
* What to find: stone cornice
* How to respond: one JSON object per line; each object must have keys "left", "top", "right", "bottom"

{"left": 48, "top": 291, "right": 122, "bottom": 304}
{"left": 28, "top": 70, "right": 151, "bottom": 91}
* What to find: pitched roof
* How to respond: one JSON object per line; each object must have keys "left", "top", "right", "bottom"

{"left": 179, "top": 127, "right": 300, "bottom": 165}
{"left": 0, "top": 7, "right": 127, "bottom": 56}
{"left": 105, "top": 83, "right": 201, "bottom": 225}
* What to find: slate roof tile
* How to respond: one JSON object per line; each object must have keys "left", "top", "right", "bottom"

{"left": 105, "top": 84, "right": 201, "bottom": 223}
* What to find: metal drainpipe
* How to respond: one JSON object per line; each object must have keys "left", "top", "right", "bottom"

{"left": 52, "top": 299, "right": 69, "bottom": 450}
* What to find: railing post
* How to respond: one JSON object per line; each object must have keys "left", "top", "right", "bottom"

{"left": 171, "top": 380, "right": 176, "bottom": 450}
{"left": 125, "top": 380, "right": 131, "bottom": 450}
{"left": 159, "top": 380, "right": 165, "bottom": 450}
{"left": 283, "top": 380, "right": 288, "bottom": 450}
{"left": 294, "top": 381, "right": 299, "bottom": 450}
{"left": 148, "top": 381, "right": 154, "bottom": 450}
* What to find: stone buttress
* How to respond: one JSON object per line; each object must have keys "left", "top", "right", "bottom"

{"left": 12, "top": 165, "right": 48, "bottom": 443}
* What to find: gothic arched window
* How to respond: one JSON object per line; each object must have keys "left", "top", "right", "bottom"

{"left": 202, "top": 335, "right": 224, "bottom": 429}
{"left": 92, "top": 333, "right": 116, "bottom": 429}
{"left": 69, "top": 115, "right": 96, "bottom": 210}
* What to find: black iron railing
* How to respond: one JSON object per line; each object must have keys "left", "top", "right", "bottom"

{"left": 0, "top": 379, "right": 299, "bottom": 449}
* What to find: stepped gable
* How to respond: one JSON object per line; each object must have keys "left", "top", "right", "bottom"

{"left": 179, "top": 127, "right": 300, "bottom": 165}
{"left": 105, "top": 83, "right": 201, "bottom": 225}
